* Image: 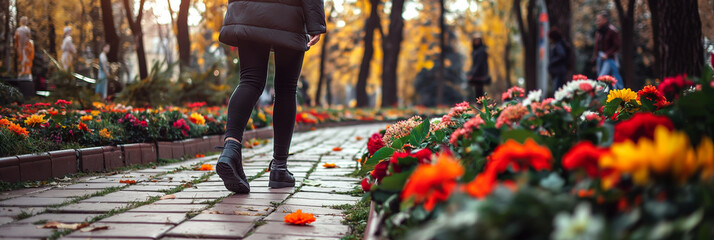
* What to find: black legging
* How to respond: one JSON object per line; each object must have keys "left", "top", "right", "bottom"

{"left": 224, "top": 40, "right": 305, "bottom": 161}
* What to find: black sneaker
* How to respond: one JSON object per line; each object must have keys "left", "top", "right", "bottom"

{"left": 268, "top": 159, "right": 295, "bottom": 188}
{"left": 216, "top": 140, "right": 250, "bottom": 193}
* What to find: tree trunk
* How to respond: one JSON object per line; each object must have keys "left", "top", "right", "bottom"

{"left": 381, "top": 0, "right": 405, "bottom": 107}
{"left": 651, "top": 0, "right": 703, "bottom": 77}
{"left": 505, "top": 34, "right": 513, "bottom": 88}
{"left": 355, "top": 0, "right": 380, "bottom": 107}
{"left": 47, "top": 6, "right": 57, "bottom": 57}
{"left": 514, "top": 0, "right": 538, "bottom": 91}
{"left": 1, "top": 0, "right": 10, "bottom": 72}
{"left": 646, "top": 0, "right": 661, "bottom": 78}
{"left": 614, "top": 0, "right": 637, "bottom": 89}
{"left": 544, "top": 0, "right": 571, "bottom": 43}
{"left": 122, "top": 0, "right": 148, "bottom": 79}
{"left": 316, "top": 32, "right": 329, "bottom": 106}
{"left": 436, "top": 0, "right": 446, "bottom": 105}
{"left": 100, "top": 0, "right": 120, "bottom": 62}
{"left": 177, "top": 0, "right": 190, "bottom": 71}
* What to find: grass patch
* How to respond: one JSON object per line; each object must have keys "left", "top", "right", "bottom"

{"left": 329, "top": 203, "right": 354, "bottom": 210}
{"left": 340, "top": 197, "right": 371, "bottom": 240}
{"left": 333, "top": 187, "right": 364, "bottom": 197}
{"left": 254, "top": 220, "right": 267, "bottom": 227}
{"left": 13, "top": 211, "right": 33, "bottom": 220}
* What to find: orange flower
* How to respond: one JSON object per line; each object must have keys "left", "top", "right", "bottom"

{"left": 199, "top": 164, "right": 214, "bottom": 171}
{"left": 7, "top": 122, "right": 29, "bottom": 137}
{"left": 332, "top": 147, "right": 343, "bottom": 151}
{"left": 486, "top": 139, "right": 552, "bottom": 174}
{"left": 284, "top": 210, "right": 316, "bottom": 225}
{"left": 462, "top": 171, "right": 496, "bottom": 199}
{"left": 77, "top": 121, "right": 90, "bottom": 132}
{"left": 322, "top": 163, "right": 337, "bottom": 168}
{"left": 119, "top": 179, "right": 136, "bottom": 184}
{"left": 0, "top": 118, "right": 10, "bottom": 127}
{"left": 401, "top": 153, "right": 464, "bottom": 211}
{"left": 80, "top": 115, "right": 93, "bottom": 121}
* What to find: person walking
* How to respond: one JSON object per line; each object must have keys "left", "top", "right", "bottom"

{"left": 217, "top": 0, "right": 326, "bottom": 193}
{"left": 467, "top": 33, "right": 491, "bottom": 100}
{"left": 96, "top": 44, "right": 110, "bottom": 100}
{"left": 548, "top": 28, "right": 569, "bottom": 92}
{"left": 593, "top": 11, "right": 624, "bottom": 89}
{"left": 61, "top": 26, "right": 77, "bottom": 70}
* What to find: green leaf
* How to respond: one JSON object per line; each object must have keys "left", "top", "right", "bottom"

{"left": 640, "top": 97, "right": 656, "bottom": 112}
{"left": 378, "top": 172, "right": 412, "bottom": 191}
{"left": 500, "top": 129, "right": 542, "bottom": 144}
{"left": 603, "top": 98, "right": 622, "bottom": 117}
{"left": 365, "top": 147, "right": 395, "bottom": 165}
{"left": 391, "top": 138, "right": 403, "bottom": 149}
{"left": 409, "top": 119, "right": 431, "bottom": 146}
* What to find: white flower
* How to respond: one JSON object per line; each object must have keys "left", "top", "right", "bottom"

{"left": 554, "top": 80, "right": 605, "bottom": 102}
{"left": 552, "top": 203, "right": 604, "bottom": 240}
{"left": 522, "top": 89, "right": 543, "bottom": 106}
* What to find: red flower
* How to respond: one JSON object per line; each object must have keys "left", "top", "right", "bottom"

{"left": 597, "top": 75, "right": 617, "bottom": 86}
{"left": 401, "top": 153, "right": 464, "bottom": 211}
{"left": 77, "top": 121, "right": 90, "bottom": 132}
{"left": 657, "top": 74, "right": 693, "bottom": 100}
{"left": 486, "top": 139, "right": 553, "bottom": 174}
{"left": 579, "top": 82, "right": 593, "bottom": 92}
{"left": 562, "top": 141, "right": 609, "bottom": 177}
{"left": 361, "top": 178, "right": 372, "bottom": 192}
{"left": 462, "top": 171, "right": 496, "bottom": 199}
{"left": 139, "top": 120, "right": 148, "bottom": 127}
{"left": 54, "top": 99, "right": 72, "bottom": 106}
{"left": 613, "top": 113, "right": 674, "bottom": 143}
{"left": 637, "top": 85, "right": 669, "bottom": 109}
{"left": 371, "top": 160, "right": 389, "bottom": 181}
{"left": 572, "top": 74, "right": 588, "bottom": 81}
{"left": 173, "top": 119, "right": 190, "bottom": 137}
{"left": 367, "top": 133, "right": 385, "bottom": 156}
{"left": 413, "top": 148, "right": 433, "bottom": 164}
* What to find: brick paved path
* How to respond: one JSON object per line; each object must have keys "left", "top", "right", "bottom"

{"left": 0, "top": 124, "right": 383, "bottom": 239}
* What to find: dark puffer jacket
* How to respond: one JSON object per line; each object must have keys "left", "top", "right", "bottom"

{"left": 219, "top": 0, "right": 326, "bottom": 51}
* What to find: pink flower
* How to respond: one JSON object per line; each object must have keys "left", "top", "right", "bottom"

{"left": 367, "top": 133, "right": 385, "bottom": 156}
{"left": 173, "top": 119, "right": 190, "bottom": 137}
{"left": 449, "top": 115, "right": 485, "bottom": 146}
{"left": 495, "top": 104, "right": 528, "bottom": 129}
{"left": 572, "top": 74, "right": 588, "bottom": 81}
{"left": 579, "top": 82, "right": 593, "bottom": 92}
{"left": 597, "top": 75, "right": 617, "bottom": 86}
{"left": 501, "top": 87, "right": 526, "bottom": 102}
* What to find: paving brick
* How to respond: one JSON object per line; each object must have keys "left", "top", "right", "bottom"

{"left": 63, "top": 182, "right": 125, "bottom": 189}
{"left": 17, "top": 213, "right": 100, "bottom": 224}
{"left": 204, "top": 204, "right": 272, "bottom": 216}
{"left": 218, "top": 197, "right": 280, "bottom": 206}
{"left": 165, "top": 220, "right": 253, "bottom": 238}
{"left": 222, "top": 193, "right": 289, "bottom": 201}
{"left": 0, "top": 187, "right": 52, "bottom": 200}
{"left": 0, "top": 156, "right": 20, "bottom": 183}
{"left": 48, "top": 149, "right": 79, "bottom": 178}
{"left": 0, "top": 223, "right": 56, "bottom": 238}
{"left": 0, "top": 197, "right": 70, "bottom": 207}
{"left": 274, "top": 205, "right": 343, "bottom": 215}
{"left": 81, "top": 191, "right": 163, "bottom": 203}
{"left": 128, "top": 204, "right": 207, "bottom": 213}
{"left": 0, "top": 207, "right": 45, "bottom": 217}
{"left": 63, "top": 223, "right": 174, "bottom": 239}
{"left": 171, "top": 191, "right": 232, "bottom": 199}
{"left": 291, "top": 192, "right": 361, "bottom": 202}
{"left": 100, "top": 212, "right": 186, "bottom": 224}
{"left": 244, "top": 233, "right": 339, "bottom": 240}
{"left": 190, "top": 213, "right": 260, "bottom": 222}
{"left": 52, "top": 202, "right": 129, "bottom": 213}
{"left": 29, "top": 189, "right": 101, "bottom": 198}
{"left": 283, "top": 198, "right": 356, "bottom": 208}
{"left": 254, "top": 222, "right": 349, "bottom": 238}
{"left": 0, "top": 216, "right": 13, "bottom": 226}
{"left": 264, "top": 212, "right": 345, "bottom": 225}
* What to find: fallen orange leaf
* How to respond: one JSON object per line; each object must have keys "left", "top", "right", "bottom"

{"left": 323, "top": 163, "right": 338, "bottom": 168}
{"left": 332, "top": 147, "right": 343, "bottom": 151}
{"left": 119, "top": 179, "right": 136, "bottom": 184}
{"left": 38, "top": 221, "right": 89, "bottom": 230}
{"left": 160, "top": 194, "right": 176, "bottom": 200}
{"left": 310, "top": 127, "right": 316, "bottom": 131}
{"left": 355, "top": 136, "right": 363, "bottom": 141}
{"left": 284, "top": 210, "right": 316, "bottom": 225}
{"left": 198, "top": 164, "right": 214, "bottom": 171}
{"left": 195, "top": 154, "right": 206, "bottom": 158}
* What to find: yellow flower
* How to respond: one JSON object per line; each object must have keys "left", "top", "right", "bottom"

{"left": 24, "top": 114, "right": 47, "bottom": 127}
{"left": 697, "top": 137, "right": 714, "bottom": 180}
{"left": 606, "top": 88, "right": 638, "bottom": 103}
{"left": 90, "top": 110, "right": 100, "bottom": 116}
{"left": 600, "top": 126, "right": 703, "bottom": 186}
{"left": 257, "top": 112, "right": 267, "bottom": 122}
{"left": 81, "top": 115, "right": 93, "bottom": 121}
{"left": 189, "top": 112, "right": 206, "bottom": 125}
{"left": 99, "top": 128, "right": 113, "bottom": 139}
{"left": 92, "top": 102, "right": 105, "bottom": 109}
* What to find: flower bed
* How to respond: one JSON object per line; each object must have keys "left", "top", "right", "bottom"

{"left": 358, "top": 72, "right": 714, "bottom": 239}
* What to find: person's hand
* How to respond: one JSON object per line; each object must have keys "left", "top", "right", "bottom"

{"left": 307, "top": 34, "right": 321, "bottom": 48}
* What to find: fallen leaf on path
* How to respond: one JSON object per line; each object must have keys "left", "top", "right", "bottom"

{"left": 198, "top": 164, "right": 213, "bottom": 171}
{"left": 332, "top": 147, "right": 343, "bottom": 151}
{"left": 284, "top": 210, "right": 316, "bottom": 225}
{"left": 119, "top": 179, "right": 136, "bottom": 184}
{"left": 38, "top": 221, "right": 89, "bottom": 230}
{"left": 323, "top": 163, "right": 338, "bottom": 168}
{"left": 160, "top": 194, "right": 176, "bottom": 200}
{"left": 195, "top": 154, "right": 206, "bottom": 158}
{"left": 80, "top": 225, "right": 109, "bottom": 232}
{"left": 355, "top": 136, "right": 363, "bottom": 141}
{"left": 202, "top": 210, "right": 224, "bottom": 214}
